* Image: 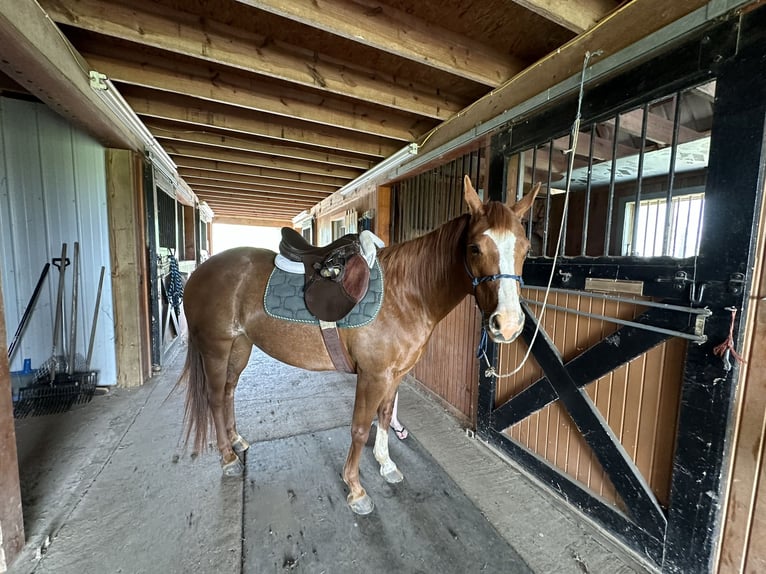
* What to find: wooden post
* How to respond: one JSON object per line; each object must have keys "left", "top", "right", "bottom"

{"left": 0, "top": 275, "right": 24, "bottom": 572}
{"left": 376, "top": 186, "right": 391, "bottom": 246}
{"left": 106, "top": 149, "right": 148, "bottom": 387}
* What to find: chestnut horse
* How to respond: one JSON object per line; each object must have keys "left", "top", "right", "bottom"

{"left": 178, "top": 176, "right": 539, "bottom": 514}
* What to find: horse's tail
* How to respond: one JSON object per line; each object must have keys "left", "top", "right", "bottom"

{"left": 175, "top": 335, "right": 211, "bottom": 454}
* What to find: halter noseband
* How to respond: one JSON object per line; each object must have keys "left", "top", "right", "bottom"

{"left": 464, "top": 260, "right": 524, "bottom": 290}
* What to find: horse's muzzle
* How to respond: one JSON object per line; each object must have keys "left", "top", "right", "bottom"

{"left": 487, "top": 311, "right": 524, "bottom": 343}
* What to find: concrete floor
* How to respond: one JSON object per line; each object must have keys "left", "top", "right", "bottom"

{"left": 9, "top": 342, "right": 656, "bottom": 574}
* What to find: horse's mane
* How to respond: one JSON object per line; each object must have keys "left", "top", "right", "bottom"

{"left": 378, "top": 214, "right": 470, "bottom": 296}
{"left": 377, "top": 200, "right": 520, "bottom": 298}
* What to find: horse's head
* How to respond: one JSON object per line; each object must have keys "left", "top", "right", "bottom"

{"left": 463, "top": 175, "right": 540, "bottom": 343}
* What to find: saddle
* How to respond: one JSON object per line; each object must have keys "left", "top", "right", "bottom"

{"left": 279, "top": 227, "right": 371, "bottom": 322}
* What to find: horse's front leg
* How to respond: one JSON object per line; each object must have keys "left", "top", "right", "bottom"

{"left": 342, "top": 373, "right": 384, "bottom": 515}
{"left": 374, "top": 391, "right": 404, "bottom": 484}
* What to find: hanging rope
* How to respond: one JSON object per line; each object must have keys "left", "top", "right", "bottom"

{"left": 712, "top": 306, "right": 745, "bottom": 372}
{"left": 480, "top": 49, "right": 602, "bottom": 379}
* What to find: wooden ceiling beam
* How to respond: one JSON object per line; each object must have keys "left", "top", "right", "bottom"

{"left": 511, "top": 0, "right": 616, "bottom": 34}
{"left": 184, "top": 179, "right": 328, "bottom": 201}
{"left": 212, "top": 215, "right": 290, "bottom": 227}
{"left": 82, "top": 51, "right": 430, "bottom": 142}
{"left": 152, "top": 128, "right": 373, "bottom": 170}
{"left": 173, "top": 157, "right": 349, "bottom": 188}
{"left": 199, "top": 193, "right": 314, "bottom": 209}
{"left": 195, "top": 195, "right": 317, "bottom": 211}
{"left": 237, "top": 0, "right": 523, "bottom": 87}
{"left": 41, "top": 0, "right": 462, "bottom": 119}
{"left": 606, "top": 109, "right": 702, "bottom": 146}
{"left": 124, "top": 88, "right": 397, "bottom": 157}
{"left": 162, "top": 141, "right": 361, "bottom": 180}
{"left": 178, "top": 168, "right": 338, "bottom": 194}
{"left": 0, "top": 0, "right": 139, "bottom": 149}
{"left": 417, "top": 0, "right": 712, "bottom": 157}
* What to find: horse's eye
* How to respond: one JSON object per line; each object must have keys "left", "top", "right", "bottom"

{"left": 469, "top": 244, "right": 481, "bottom": 256}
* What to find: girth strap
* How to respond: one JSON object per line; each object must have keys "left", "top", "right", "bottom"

{"left": 319, "top": 320, "right": 355, "bottom": 374}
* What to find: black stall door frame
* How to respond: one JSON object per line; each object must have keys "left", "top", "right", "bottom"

{"left": 478, "top": 10, "right": 766, "bottom": 573}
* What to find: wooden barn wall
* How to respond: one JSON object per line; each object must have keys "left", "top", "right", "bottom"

{"left": 717, "top": 174, "right": 766, "bottom": 574}
{"left": 392, "top": 150, "right": 484, "bottom": 422}
{"left": 0, "top": 97, "right": 118, "bottom": 385}
{"left": 496, "top": 291, "right": 685, "bottom": 508}
{"left": 410, "top": 297, "right": 482, "bottom": 424}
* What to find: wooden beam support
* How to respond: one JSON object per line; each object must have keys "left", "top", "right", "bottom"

{"left": 213, "top": 215, "right": 290, "bottom": 227}
{"left": 173, "top": 157, "right": 349, "bottom": 188}
{"left": 0, "top": 274, "right": 24, "bottom": 571}
{"left": 178, "top": 167, "right": 338, "bottom": 193}
{"left": 41, "top": 0, "right": 462, "bottom": 119}
{"left": 189, "top": 184, "right": 325, "bottom": 203}
{"left": 238, "top": 0, "right": 524, "bottom": 86}
{"left": 83, "top": 51, "right": 430, "bottom": 142}
{"left": 417, "top": 0, "right": 712, "bottom": 157}
{"left": 105, "top": 149, "right": 147, "bottom": 388}
{"left": 150, "top": 128, "right": 373, "bottom": 170}
{"left": 185, "top": 179, "right": 327, "bottom": 200}
{"left": 124, "top": 88, "right": 397, "bottom": 157}
{"left": 511, "top": 0, "right": 616, "bottom": 34}
{"left": 161, "top": 141, "right": 361, "bottom": 180}
{"left": 0, "top": 0, "right": 139, "bottom": 149}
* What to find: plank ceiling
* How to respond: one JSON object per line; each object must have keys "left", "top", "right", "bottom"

{"left": 8, "top": 0, "right": 624, "bottom": 223}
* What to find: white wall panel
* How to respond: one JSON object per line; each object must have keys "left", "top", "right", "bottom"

{"left": 0, "top": 97, "right": 117, "bottom": 385}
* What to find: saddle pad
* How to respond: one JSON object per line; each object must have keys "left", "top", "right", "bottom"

{"left": 264, "top": 260, "right": 383, "bottom": 327}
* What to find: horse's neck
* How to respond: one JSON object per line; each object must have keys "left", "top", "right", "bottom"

{"left": 380, "top": 215, "right": 472, "bottom": 325}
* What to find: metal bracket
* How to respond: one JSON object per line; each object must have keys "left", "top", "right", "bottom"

{"left": 656, "top": 270, "right": 694, "bottom": 291}
{"left": 693, "top": 310, "right": 710, "bottom": 344}
{"left": 728, "top": 272, "right": 745, "bottom": 295}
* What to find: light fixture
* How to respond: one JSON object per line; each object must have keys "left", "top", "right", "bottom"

{"left": 89, "top": 71, "right": 191, "bottom": 204}
{"left": 339, "top": 143, "right": 419, "bottom": 197}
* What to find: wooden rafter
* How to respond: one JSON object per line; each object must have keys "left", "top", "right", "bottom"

{"left": 161, "top": 141, "right": 361, "bottom": 179}
{"left": 238, "top": 0, "right": 525, "bottom": 86}
{"left": 40, "top": 0, "right": 463, "bottom": 119}
{"left": 82, "top": 51, "right": 430, "bottom": 142}
{"left": 150, "top": 126, "right": 374, "bottom": 170}
{"left": 125, "top": 88, "right": 398, "bottom": 157}
{"left": 511, "top": 0, "right": 616, "bottom": 33}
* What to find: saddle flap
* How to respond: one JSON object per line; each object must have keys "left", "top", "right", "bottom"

{"left": 304, "top": 252, "right": 370, "bottom": 322}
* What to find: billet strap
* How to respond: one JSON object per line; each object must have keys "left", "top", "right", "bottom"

{"left": 319, "top": 320, "right": 355, "bottom": 374}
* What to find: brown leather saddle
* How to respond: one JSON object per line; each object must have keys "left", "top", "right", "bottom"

{"left": 279, "top": 227, "right": 371, "bottom": 322}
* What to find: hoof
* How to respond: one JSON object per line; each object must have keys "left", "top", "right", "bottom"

{"left": 222, "top": 457, "right": 244, "bottom": 477}
{"left": 380, "top": 466, "right": 404, "bottom": 484}
{"left": 232, "top": 436, "right": 250, "bottom": 455}
{"left": 348, "top": 492, "right": 374, "bottom": 515}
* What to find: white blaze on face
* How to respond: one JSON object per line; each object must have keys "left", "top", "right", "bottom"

{"left": 484, "top": 229, "right": 523, "bottom": 340}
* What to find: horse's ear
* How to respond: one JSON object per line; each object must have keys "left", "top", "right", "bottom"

{"left": 463, "top": 175, "right": 484, "bottom": 215}
{"left": 510, "top": 182, "right": 541, "bottom": 217}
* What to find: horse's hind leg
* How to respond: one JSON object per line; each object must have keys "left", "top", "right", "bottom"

{"left": 225, "top": 336, "right": 252, "bottom": 457}
{"left": 200, "top": 341, "right": 243, "bottom": 477}
{"left": 373, "top": 388, "right": 404, "bottom": 484}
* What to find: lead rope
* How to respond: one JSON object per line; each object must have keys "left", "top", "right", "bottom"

{"left": 480, "top": 50, "right": 603, "bottom": 379}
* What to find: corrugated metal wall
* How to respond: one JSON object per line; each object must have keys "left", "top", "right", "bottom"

{"left": 0, "top": 97, "right": 117, "bottom": 384}
{"left": 496, "top": 290, "right": 684, "bottom": 508}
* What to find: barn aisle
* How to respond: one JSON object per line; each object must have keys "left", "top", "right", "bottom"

{"left": 10, "top": 343, "right": 653, "bottom": 574}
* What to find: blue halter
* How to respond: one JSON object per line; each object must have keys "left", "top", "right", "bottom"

{"left": 464, "top": 260, "right": 524, "bottom": 290}
{"left": 464, "top": 260, "right": 524, "bottom": 359}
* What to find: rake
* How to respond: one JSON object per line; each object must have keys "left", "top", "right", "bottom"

{"left": 13, "top": 243, "right": 101, "bottom": 418}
